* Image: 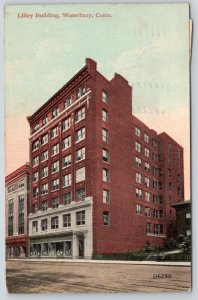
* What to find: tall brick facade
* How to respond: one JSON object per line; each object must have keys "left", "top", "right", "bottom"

{"left": 26, "top": 58, "right": 184, "bottom": 258}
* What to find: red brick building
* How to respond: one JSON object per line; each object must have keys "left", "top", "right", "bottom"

{"left": 5, "top": 163, "right": 30, "bottom": 258}
{"left": 27, "top": 58, "right": 184, "bottom": 258}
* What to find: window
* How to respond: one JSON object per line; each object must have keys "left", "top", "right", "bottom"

{"left": 51, "top": 161, "right": 59, "bottom": 173}
{"left": 33, "top": 123, "right": 39, "bottom": 133}
{"left": 186, "top": 213, "right": 191, "bottom": 219}
{"left": 135, "top": 127, "right": 141, "bottom": 137}
{"left": 136, "top": 204, "right": 143, "bottom": 214}
{"left": 76, "top": 147, "right": 85, "bottom": 161}
{"left": 52, "top": 107, "right": 59, "bottom": 119}
{"left": 145, "top": 162, "right": 150, "bottom": 172}
{"left": 153, "top": 180, "right": 159, "bottom": 190}
{"left": 51, "top": 127, "right": 58, "bottom": 139}
{"left": 8, "top": 185, "right": 14, "bottom": 193}
{"left": 76, "top": 188, "right": 86, "bottom": 202}
{"left": 75, "top": 128, "right": 85, "bottom": 142}
{"left": 52, "top": 197, "right": 59, "bottom": 209}
{"left": 102, "top": 128, "right": 109, "bottom": 142}
{"left": 76, "top": 167, "right": 85, "bottom": 183}
{"left": 41, "top": 134, "right": 48, "bottom": 145}
{"left": 52, "top": 144, "right": 59, "bottom": 156}
{"left": 135, "top": 141, "right": 141, "bottom": 153}
{"left": 76, "top": 210, "right": 85, "bottom": 225}
{"left": 18, "top": 180, "right": 24, "bottom": 188}
{"left": 41, "top": 183, "right": 48, "bottom": 195}
{"left": 145, "top": 177, "right": 150, "bottom": 187}
{"left": 8, "top": 199, "right": 14, "bottom": 236}
{"left": 62, "top": 136, "right": 71, "bottom": 150}
{"left": 63, "top": 192, "right": 72, "bottom": 205}
{"left": 63, "top": 154, "right": 72, "bottom": 167}
{"left": 160, "top": 224, "right": 164, "bottom": 234}
{"left": 65, "top": 96, "right": 72, "bottom": 108}
{"left": 63, "top": 174, "right": 71, "bottom": 187}
{"left": 103, "top": 169, "right": 109, "bottom": 182}
{"left": 33, "top": 187, "right": 39, "bottom": 198}
{"left": 33, "top": 155, "right": 39, "bottom": 166}
{"left": 41, "top": 200, "right": 48, "bottom": 211}
{"left": 32, "top": 203, "right": 38, "bottom": 213}
{"left": 103, "top": 190, "right": 110, "bottom": 203}
{"left": 51, "top": 217, "right": 59, "bottom": 229}
{"left": 76, "top": 85, "right": 86, "bottom": 99}
{"left": 153, "top": 153, "right": 159, "bottom": 161}
{"left": 102, "top": 149, "right": 109, "bottom": 163}
{"left": 32, "top": 140, "right": 39, "bottom": 151}
{"left": 145, "top": 192, "right": 151, "bottom": 202}
{"left": 144, "top": 147, "right": 150, "bottom": 157}
{"left": 41, "top": 166, "right": 48, "bottom": 178}
{"left": 144, "top": 133, "right": 149, "bottom": 143}
{"left": 153, "top": 167, "right": 159, "bottom": 176}
{"left": 33, "top": 171, "right": 39, "bottom": 182}
{"left": 102, "top": 90, "right": 108, "bottom": 103}
{"left": 160, "top": 210, "right": 164, "bottom": 218}
{"left": 136, "top": 172, "right": 142, "bottom": 184}
{"left": 146, "top": 223, "right": 151, "bottom": 233}
{"left": 51, "top": 179, "right": 59, "bottom": 191}
{"left": 42, "top": 116, "right": 48, "bottom": 126}
{"left": 153, "top": 195, "right": 161, "bottom": 204}
{"left": 154, "top": 224, "right": 160, "bottom": 235}
{"left": 152, "top": 139, "right": 159, "bottom": 149}
{"left": 18, "top": 195, "right": 24, "bottom": 234}
{"left": 75, "top": 107, "right": 85, "bottom": 122}
{"left": 32, "top": 221, "right": 38, "bottom": 233}
{"left": 41, "top": 150, "right": 48, "bottom": 161}
{"left": 168, "top": 182, "right": 172, "bottom": 191}
{"left": 63, "top": 214, "right": 71, "bottom": 227}
{"left": 136, "top": 188, "right": 143, "bottom": 199}
{"left": 103, "top": 211, "right": 110, "bottom": 225}
{"left": 135, "top": 157, "right": 142, "bottom": 168}
{"left": 153, "top": 209, "right": 159, "bottom": 218}
{"left": 41, "top": 219, "right": 48, "bottom": 231}
{"left": 62, "top": 118, "right": 70, "bottom": 131}
{"left": 145, "top": 207, "right": 151, "bottom": 217}
{"left": 102, "top": 110, "right": 108, "bottom": 122}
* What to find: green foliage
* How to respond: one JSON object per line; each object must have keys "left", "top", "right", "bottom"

{"left": 178, "top": 236, "right": 191, "bottom": 254}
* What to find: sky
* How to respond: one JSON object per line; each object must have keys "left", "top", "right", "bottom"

{"left": 4, "top": 4, "right": 190, "bottom": 199}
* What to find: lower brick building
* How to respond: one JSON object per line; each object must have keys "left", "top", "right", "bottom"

{"left": 26, "top": 58, "right": 184, "bottom": 258}
{"left": 5, "top": 163, "right": 30, "bottom": 258}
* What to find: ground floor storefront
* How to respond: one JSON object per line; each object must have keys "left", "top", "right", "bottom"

{"left": 6, "top": 235, "right": 28, "bottom": 258}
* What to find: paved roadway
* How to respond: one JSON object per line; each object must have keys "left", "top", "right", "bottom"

{"left": 6, "top": 260, "right": 191, "bottom": 293}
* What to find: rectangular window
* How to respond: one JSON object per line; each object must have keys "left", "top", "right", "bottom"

{"left": 76, "top": 188, "right": 86, "bottom": 202}
{"left": 153, "top": 167, "right": 159, "bottom": 176}
{"left": 145, "top": 192, "right": 151, "bottom": 202}
{"left": 136, "top": 188, "right": 143, "bottom": 199}
{"left": 153, "top": 153, "right": 159, "bottom": 161}
{"left": 160, "top": 224, "right": 164, "bottom": 234}
{"left": 153, "top": 209, "right": 159, "bottom": 218}
{"left": 33, "top": 123, "right": 39, "bottom": 133}
{"left": 63, "top": 173, "right": 71, "bottom": 187}
{"left": 65, "top": 96, "right": 72, "bottom": 109}
{"left": 33, "top": 187, "right": 39, "bottom": 198}
{"left": 51, "top": 127, "right": 59, "bottom": 139}
{"left": 102, "top": 149, "right": 109, "bottom": 163}
{"left": 51, "top": 216, "right": 59, "bottom": 229}
{"left": 8, "top": 199, "right": 14, "bottom": 236}
{"left": 135, "top": 141, "right": 141, "bottom": 153}
{"left": 145, "top": 162, "right": 150, "bottom": 172}
{"left": 63, "top": 154, "right": 72, "bottom": 168}
{"left": 62, "top": 136, "right": 71, "bottom": 149}
{"left": 103, "top": 190, "right": 110, "bottom": 203}
{"left": 75, "top": 107, "right": 85, "bottom": 123}
{"left": 41, "top": 183, "right": 48, "bottom": 195}
{"left": 52, "top": 197, "right": 59, "bottom": 209}
{"left": 18, "top": 195, "right": 24, "bottom": 234}
{"left": 62, "top": 117, "right": 71, "bottom": 131}
{"left": 41, "top": 166, "right": 48, "bottom": 178}
{"left": 41, "top": 200, "right": 48, "bottom": 211}
{"left": 135, "top": 157, "right": 142, "bottom": 168}
{"left": 152, "top": 139, "right": 159, "bottom": 149}
{"left": 103, "top": 168, "right": 109, "bottom": 182}
{"left": 135, "top": 127, "right": 141, "bottom": 137}
{"left": 136, "top": 172, "right": 142, "bottom": 184}
{"left": 76, "top": 85, "right": 86, "bottom": 99}
{"left": 144, "top": 147, "right": 150, "bottom": 157}
{"left": 76, "top": 167, "right": 85, "bottom": 183}
{"left": 136, "top": 204, "right": 143, "bottom": 214}
{"left": 18, "top": 180, "right": 24, "bottom": 188}
{"left": 8, "top": 185, "right": 14, "bottom": 193}
{"left": 145, "top": 177, "right": 150, "bottom": 187}
{"left": 76, "top": 210, "right": 85, "bottom": 225}
{"left": 42, "top": 116, "right": 48, "bottom": 126}
{"left": 160, "top": 210, "right": 164, "bottom": 219}
{"left": 41, "top": 150, "right": 48, "bottom": 161}
{"left": 33, "top": 156, "right": 39, "bottom": 166}
{"left": 63, "top": 214, "right": 71, "bottom": 227}
{"left": 33, "top": 171, "right": 39, "bottom": 182}
{"left": 145, "top": 207, "right": 151, "bottom": 217}
{"left": 146, "top": 223, "right": 151, "bottom": 233}
{"left": 102, "top": 110, "right": 108, "bottom": 122}
{"left": 52, "top": 107, "right": 59, "bottom": 119}
{"left": 32, "top": 203, "right": 38, "bottom": 213}
{"left": 102, "top": 128, "right": 109, "bottom": 142}
{"left": 51, "top": 179, "right": 59, "bottom": 191}
{"left": 32, "top": 140, "right": 39, "bottom": 151}
{"left": 102, "top": 90, "right": 108, "bottom": 103}
{"left": 51, "top": 160, "right": 59, "bottom": 173}
{"left": 32, "top": 221, "right": 38, "bottom": 233}
{"left": 153, "top": 180, "right": 159, "bottom": 190}
{"left": 41, "top": 219, "right": 48, "bottom": 231}
{"left": 154, "top": 224, "right": 160, "bottom": 235}
{"left": 103, "top": 211, "right": 110, "bottom": 225}
{"left": 52, "top": 144, "right": 59, "bottom": 156}
{"left": 41, "top": 134, "right": 48, "bottom": 145}
{"left": 63, "top": 192, "right": 72, "bottom": 205}
{"left": 76, "top": 147, "right": 85, "bottom": 161}
{"left": 144, "top": 133, "right": 149, "bottom": 143}
{"left": 75, "top": 128, "right": 85, "bottom": 142}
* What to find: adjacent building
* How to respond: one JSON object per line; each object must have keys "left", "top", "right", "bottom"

{"left": 26, "top": 58, "right": 184, "bottom": 259}
{"left": 171, "top": 200, "right": 191, "bottom": 238}
{"left": 5, "top": 163, "right": 30, "bottom": 258}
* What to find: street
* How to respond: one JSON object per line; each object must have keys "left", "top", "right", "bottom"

{"left": 6, "top": 260, "right": 191, "bottom": 293}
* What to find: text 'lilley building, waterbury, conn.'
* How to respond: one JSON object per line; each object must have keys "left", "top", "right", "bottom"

{"left": 5, "top": 58, "right": 185, "bottom": 259}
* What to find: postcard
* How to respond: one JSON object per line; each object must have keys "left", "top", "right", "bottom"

{"left": 4, "top": 3, "right": 191, "bottom": 293}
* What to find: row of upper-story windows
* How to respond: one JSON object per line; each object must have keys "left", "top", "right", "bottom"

{"left": 146, "top": 223, "right": 164, "bottom": 235}
{"left": 135, "top": 157, "right": 160, "bottom": 176}
{"left": 136, "top": 204, "right": 164, "bottom": 219}
{"left": 7, "top": 179, "right": 25, "bottom": 193}
{"left": 135, "top": 188, "right": 163, "bottom": 204}
{"left": 135, "top": 141, "right": 161, "bottom": 161}
{"left": 135, "top": 172, "right": 161, "bottom": 190}
{"left": 135, "top": 127, "right": 159, "bottom": 148}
